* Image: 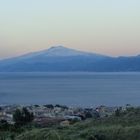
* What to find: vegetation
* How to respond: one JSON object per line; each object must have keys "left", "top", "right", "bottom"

{"left": 1, "top": 107, "right": 140, "bottom": 140}
{"left": 13, "top": 107, "right": 34, "bottom": 126}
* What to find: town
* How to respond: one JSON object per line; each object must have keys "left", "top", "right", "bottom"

{"left": 0, "top": 104, "right": 118, "bottom": 127}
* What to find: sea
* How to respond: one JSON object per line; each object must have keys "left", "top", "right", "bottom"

{"left": 0, "top": 72, "right": 140, "bottom": 107}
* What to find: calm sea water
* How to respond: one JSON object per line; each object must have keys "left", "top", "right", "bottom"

{"left": 0, "top": 72, "right": 140, "bottom": 107}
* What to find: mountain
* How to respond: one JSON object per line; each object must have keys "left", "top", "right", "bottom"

{"left": 0, "top": 46, "right": 140, "bottom": 72}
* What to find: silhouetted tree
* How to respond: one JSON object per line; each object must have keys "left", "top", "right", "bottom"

{"left": 0, "top": 120, "right": 9, "bottom": 130}
{"left": 115, "top": 108, "right": 121, "bottom": 117}
{"left": 85, "top": 111, "right": 93, "bottom": 118}
{"left": 13, "top": 107, "right": 34, "bottom": 126}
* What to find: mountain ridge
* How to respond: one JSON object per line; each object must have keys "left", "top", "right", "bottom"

{"left": 0, "top": 46, "right": 107, "bottom": 61}
{"left": 0, "top": 46, "right": 140, "bottom": 72}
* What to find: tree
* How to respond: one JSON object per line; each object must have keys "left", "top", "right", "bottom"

{"left": 115, "top": 108, "right": 121, "bottom": 117}
{"left": 13, "top": 109, "right": 23, "bottom": 125}
{"left": 85, "top": 111, "right": 93, "bottom": 119}
{"left": 22, "top": 107, "right": 34, "bottom": 123}
{"left": 13, "top": 107, "right": 34, "bottom": 126}
{"left": 0, "top": 120, "right": 9, "bottom": 130}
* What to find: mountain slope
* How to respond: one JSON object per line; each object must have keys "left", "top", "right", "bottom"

{"left": 0, "top": 46, "right": 140, "bottom": 72}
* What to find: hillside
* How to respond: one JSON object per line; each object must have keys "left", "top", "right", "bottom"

{"left": 1, "top": 107, "right": 140, "bottom": 140}
{"left": 15, "top": 108, "right": 140, "bottom": 140}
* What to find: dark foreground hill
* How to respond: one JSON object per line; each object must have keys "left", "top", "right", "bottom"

{"left": 0, "top": 46, "right": 140, "bottom": 72}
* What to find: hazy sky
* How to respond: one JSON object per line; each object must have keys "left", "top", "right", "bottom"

{"left": 0, "top": 0, "right": 140, "bottom": 58}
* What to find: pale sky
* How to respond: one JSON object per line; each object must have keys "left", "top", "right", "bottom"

{"left": 0, "top": 0, "right": 140, "bottom": 58}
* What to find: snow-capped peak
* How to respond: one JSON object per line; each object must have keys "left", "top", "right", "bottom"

{"left": 44, "top": 46, "right": 91, "bottom": 57}
{"left": 1, "top": 46, "right": 105, "bottom": 62}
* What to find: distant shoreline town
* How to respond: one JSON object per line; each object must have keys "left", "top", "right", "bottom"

{"left": 0, "top": 104, "right": 131, "bottom": 127}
